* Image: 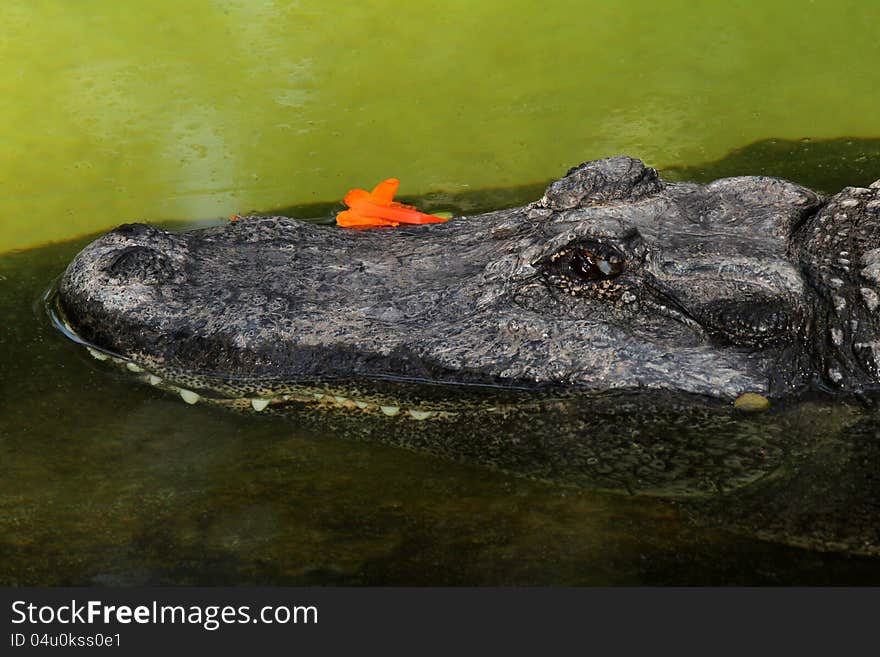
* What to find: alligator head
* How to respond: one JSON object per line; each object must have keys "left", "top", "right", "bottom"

{"left": 56, "top": 156, "right": 880, "bottom": 404}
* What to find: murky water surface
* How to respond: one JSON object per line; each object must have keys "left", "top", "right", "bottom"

{"left": 2, "top": 1, "right": 880, "bottom": 584}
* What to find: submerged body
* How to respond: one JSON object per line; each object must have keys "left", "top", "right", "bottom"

{"left": 54, "top": 156, "right": 880, "bottom": 555}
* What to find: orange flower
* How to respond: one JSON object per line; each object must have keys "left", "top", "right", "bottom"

{"left": 336, "top": 178, "right": 449, "bottom": 229}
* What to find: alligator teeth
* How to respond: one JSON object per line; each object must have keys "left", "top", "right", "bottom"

{"left": 380, "top": 405, "right": 400, "bottom": 416}
{"left": 313, "top": 393, "right": 325, "bottom": 400}
{"left": 333, "top": 396, "right": 349, "bottom": 404}
{"left": 126, "top": 362, "right": 143, "bottom": 373}
{"left": 354, "top": 401, "right": 369, "bottom": 409}
{"left": 87, "top": 348, "right": 108, "bottom": 361}
{"left": 179, "top": 389, "right": 200, "bottom": 405}
{"left": 408, "top": 410, "right": 434, "bottom": 420}
{"left": 251, "top": 398, "right": 270, "bottom": 412}
{"left": 148, "top": 375, "right": 162, "bottom": 386}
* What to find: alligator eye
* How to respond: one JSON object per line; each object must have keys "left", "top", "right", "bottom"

{"left": 539, "top": 241, "right": 627, "bottom": 297}
{"left": 544, "top": 241, "right": 625, "bottom": 282}
{"left": 570, "top": 247, "right": 624, "bottom": 281}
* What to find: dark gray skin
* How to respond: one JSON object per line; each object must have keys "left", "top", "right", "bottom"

{"left": 58, "top": 156, "right": 880, "bottom": 400}
{"left": 54, "top": 156, "right": 880, "bottom": 556}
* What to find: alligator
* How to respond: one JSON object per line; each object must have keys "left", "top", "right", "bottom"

{"left": 53, "top": 155, "right": 880, "bottom": 555}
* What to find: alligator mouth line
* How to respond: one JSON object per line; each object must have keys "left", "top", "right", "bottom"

{"left": 43, "top": 283, "right": 564, "bottom": 421}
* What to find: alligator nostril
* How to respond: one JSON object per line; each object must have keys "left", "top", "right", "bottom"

{"left": 105, "top": 245, "right": 179, "bottom": 284}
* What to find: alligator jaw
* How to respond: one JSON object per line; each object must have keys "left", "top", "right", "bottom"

{"left": 49, "top": 288, "right": 562, "bottom": 421}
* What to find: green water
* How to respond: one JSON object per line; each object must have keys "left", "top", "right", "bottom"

{"left": 3, "top": 1, "right": 880, "bottom": 252}
{"left": 3, "top": 1, "right": 880, "bottom": 585}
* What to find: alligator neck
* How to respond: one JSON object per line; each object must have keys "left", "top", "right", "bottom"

{"left": 799, "top": 180, "right": 880, "bottom": 391}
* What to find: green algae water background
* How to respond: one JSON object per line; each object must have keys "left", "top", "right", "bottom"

{"left": 2, "top": 0, "right": 880, "bottom": 252}
{"left": 3, "top": 1, "right": 880, "bottom": 585}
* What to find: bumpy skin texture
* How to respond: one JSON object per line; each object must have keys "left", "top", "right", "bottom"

{"left": 59, "top": 156, "right": 880, "bottom": 400}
